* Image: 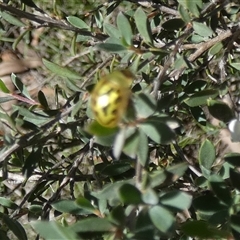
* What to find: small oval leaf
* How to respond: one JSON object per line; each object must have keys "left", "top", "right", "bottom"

{"left": 199, "top": 139, "right": 216, "bottom": 170}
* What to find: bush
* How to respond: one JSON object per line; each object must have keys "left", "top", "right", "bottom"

{"left": 0, "top": 0, "right": 240, "bottom": 239}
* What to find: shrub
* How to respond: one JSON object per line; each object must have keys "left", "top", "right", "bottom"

{"left": 0, "top": 0, "right": 240, "bottom": 239}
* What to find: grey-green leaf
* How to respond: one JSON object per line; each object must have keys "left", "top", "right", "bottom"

{"left": 199, "top": 139, "right": 215, "bottom": 170}
{"left": 0, "top": 11, "right": 25, "bottom": 27}
{"left": 32, "top": 221, "right": 78, "bottom": 240}
{"left": 43, "top": 58, "right": 80, "bottom": 80}
{"left": 104, "top": 23, "right": 121, "bottom": 39}
{"left": 160, "top": 190, "right": 192, "bottom": 211}
{"left": 69, "top": 217, "right": 114, "bottom": 232}
{"left": 11, "top": 74, "right": 32, "bottom": 100}
{"left": 67, "top": 16, "right": 89, "bottom": 30}
{"left": 140, "top": 117, "right": 175, "bottom": 144}
{"left": 117, "top": 12, "right": 133, "bottom": 46}
{"left": 137, "top": 129, "right": 148, "bottom": 166}
{"left": 134, "top": 7, "right": 153, "bottom": 44}
{"left": 193, "top": 21, "right": 214, "bottom": 38}
{"left": 184, "top": 89, "right": 218, "bottom": 107}
{"left": 149, "top": 206, "right": 175, "bottom": 235}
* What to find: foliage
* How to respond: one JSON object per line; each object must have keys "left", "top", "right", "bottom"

{"left": 0, "top": 0, "right": 240, "bottom": 239}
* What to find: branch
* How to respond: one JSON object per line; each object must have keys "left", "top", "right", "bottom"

{"left": 169, "top": 28, "right": 236, "bottom": 79}
{"left": 187, "top": 29, "right": 233, "bottom": 62}
{"left": 0, "top": 3, "right": 107, "bottom": 41}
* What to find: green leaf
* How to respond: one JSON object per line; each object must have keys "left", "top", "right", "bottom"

{"left": 181, "top": 220, "right": 229, "bottom": 238}
{"left": 0, "top": 213, "right": 27, "bottom": 240}
{"left": 38, "top": 90, "right": 49, "bottom": 109}
{"left": 208, "top": 175, "right": 232, "bottom": 206}
{"left": 109, "top": 206, "right": 125, "bottom": 226}
{"left": 0, "top": 197, "right": 18, "bottom": 210}
{"left": 0, "top": 96, "right": 14, "bottom": 104}
{"left": 177, "top": 0, "right": 203, "bottom": 17}
{"left": 76, "top": 34, "right": 91, "bottom": 42}
{"left": 135, "top": 210, "right": 155, "bottom": 239}
{"left": 42, "top": 58, "right": 80, "bottom": 80}
{"left": 184, "top": 89, "right": 218, "bottom": 107}
{"left": 71, "top": 34, "right": 77, "bottom": 54}
{"left": 119, "top": 183, "right": 142, "bottom": 204}
{"left": 191, "top": 34, "right": 205, "bottom": 43}
{"left": 219, "top": 162, "right": 232, "bottom": 180}
{"left": 101, "top": 162, "right": 132, "bottom": 176}
{"left": 188, "top": 0, "right": 203, "bottom": 17}
{"left": 93, "top": 180, "right": 133, "bottom": 202}
{"left": 67, "top": 16, "right": 89, "bottom": 29}
{"left": 137, "top": 129, "right": 148, "bottom": 167}
{"left": 174, "top": 55, "right": 188, "bottom": 69}
{"left": 122, "top": 129, "right": 139, "bottom": 159}
{"left": 190, "top": 106, "right": 207, "bottom": 125}
{"left": 230, "top": 169, "right": 240, "bottom": 192}
{"left": 207, "top": 99, "right": 234, "bottom": 123}
{"left": 209, "top": 210, "right": 229, "bottom": 226}
{"left": 224, "top": 153, "right": 240, "bottom": 167}
{"left": 230, "top": 62, "right": 240, "bottom": 71}
{"left": 96, "top": 43, "right": 127, "bottom": 52}
{"left": 32, "top": 221, "right": 78, "bottom": 240}
{"left": 135, "top": 93, "right": 156, "bottom": 118}
{"left": 94, "top": 9, "right": 103, "bottom": 28}
{"left": 149, "top": 206, "right": 175, "bottom": 235}
{"left": 231, "top": 215, "right": 240, "bottom": 235}
{"left": 15, "top": 106, "right": 49, "bottom": 125}
{"left": 209, "top": 42, "right": 223, "bottom": 56}
{"left": 139, "top": 117, "right": 175, "bottom": 144}
{"left": 95, "top": 134, "right": 117, "bottom": 147}
{"left": 199, "top": 139, "right": 215, "bottom": 170}
{"left": 185, "top": 80, "right": 207, "bottom": 93}
{"left": 117, "top": 12, "right": 133, "bottom": 46}
{"left": 69, "top": 217, "right": 114, "bottom": 232}
{"left": 193, "top": 195, "right": 227, "bottom": 220}
{"left": 29, "top": 204, "right": 42, "bottom": 214}
{"left": 52, "top": 199, "right": 91, "bottom": 215}
{"left": 192, "top": 21, "right": 214, "bottom": 38}
{"left": 134, "top": 7, "right": 153, "bottom": 44}
{"left": 11, "top": 74, "right": 32, "bottom": 100}
{"left": 75, "top": 197, "right": 97, "bottom": 214}
{"left": 142, "top": 188, "right": 159, "bottom": 205}
{"left": 150, "top": 162, "right": 188, "bottom": 188}
{"left": 162, "top": 18, "right": 185, "bottom": 31}
{"left": 0, "top": 11, "right": 25, "bottom": 27}
{"left": 104, "top": 23, "right": 121, "bottom": 39}
{"left": 160, "top": 191, "right": 192, "bottom": 211}
{"left": 0, "top": 109, "right": 16, "bottom": 131}
{"left": 0, "top": 79, "right": 10, "bottom": 93}
{"left": 178, "top": 4, "right": 191, "bottom": 23}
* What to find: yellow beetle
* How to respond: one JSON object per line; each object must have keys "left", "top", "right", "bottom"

{"left": 90, "top": 70, "right": 134, "bottom": 128}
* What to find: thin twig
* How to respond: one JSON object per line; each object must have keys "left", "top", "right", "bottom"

{"left": 0, "top": 103, "right": 74, "bottom": 164}
{"left": 152, "top": 26, "right": 192, "bottom": 98}
{"left": 0, "top": 3, "right": 107, "bottom": 41}
{"left": 169, "top": 28, "right": 235, "bottom": 79}
{"left": 10, "top": 142, "right": 90, "bottom": 218}
{"left": 41, "top": 143, "right": 89, "bottom": 220}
